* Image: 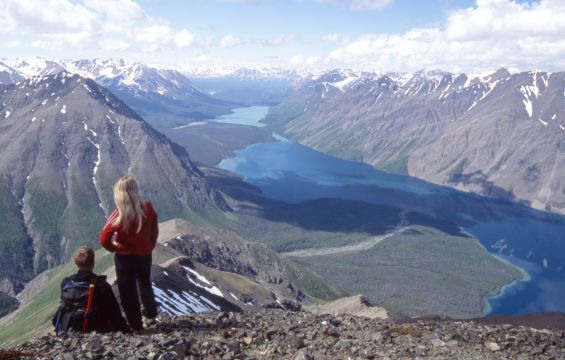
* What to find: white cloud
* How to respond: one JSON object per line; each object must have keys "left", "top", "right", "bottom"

{"left": 290, "top": 55, "right": 304, "bottom": 65}
{"left": 217, "top": 33, "right": 295, "bottom": 48}
{"left": 140, "top": 44, "right": 159, "bottom": 53}
{"left": 350, "top": 0, "right": 393, "bottom": 11}
{"left": 306, "top": 56, "right": 320, "bottom": 65}
{"left": 134, "top": 24, "right": 173, "bottom": 44}
{"left": 264, "top": 34, "right": 294, "bottom": 46}
{"left": 3, "top": 40, "right": 21, "bottom": 47}
{"left": 307, "top": 0, "right": 393, "bottom": 11}
{"left": 219, "top": 35, "right": 245, "bottom": 47}
{"left": 100, "top": 39, "right": 131, "bottom": 51}
{"left": 323, "top": 33, "right": 340, "bottom": 42}
{"left": 215, "top": 0, "right": 265, "bottom": 3}
{"left": 0, "top": 0, "right": 196, "bottom": 52}
{"left": 174, "top": 29, "right": 195, "bottom": 48}
{"left": 193, "top": 54, "right": 209, "bottom": 62}
{"left": 0, "top": 0, "right": 102, "bottom": 34}
{"left": 327, "top": 0, "right": 565, "bottom": 72}
{"left": 289, "top": 55, "right": 320, "bottom": 66}
{"left": 32, "top": 39, "right": 65, "bottom": 50}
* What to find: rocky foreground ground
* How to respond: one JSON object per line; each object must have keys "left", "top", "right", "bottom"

{"left": 8, "top": 310, "right": 565, "bottom": 360}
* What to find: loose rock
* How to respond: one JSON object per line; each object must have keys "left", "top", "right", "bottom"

{"left": 10, "top": 310, "right": 565, "bottom": 360}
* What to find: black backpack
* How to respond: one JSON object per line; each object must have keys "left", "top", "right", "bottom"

{"left": 53, "top": 280, "right": 95, "bottom": 334}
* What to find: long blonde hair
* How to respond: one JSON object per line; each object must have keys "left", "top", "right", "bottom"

{"left": 112, "top": 175, "right": 144, "bottom": 233}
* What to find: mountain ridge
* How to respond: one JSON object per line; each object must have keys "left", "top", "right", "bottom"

{"left": 264, "top": 67, "right": 565, "bottom": 214}
{"left": 0, "top": 72, "right": 228, "bottom": 299}
{"left": 0, "top": 57, "right": 237, "bottom": 129}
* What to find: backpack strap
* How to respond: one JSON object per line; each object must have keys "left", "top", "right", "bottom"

{"left": 82, "top": 283, "right": 96, "bottom": 332}
{"left": 54, "top": 307, "right": 63, "bottom": 334}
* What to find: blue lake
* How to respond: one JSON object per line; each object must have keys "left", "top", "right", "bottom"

{"left": 215, "top": 107, "right": 565, "bottom": 316}
{"left": 210, "top": 106, "right": 269, "bottom": 127}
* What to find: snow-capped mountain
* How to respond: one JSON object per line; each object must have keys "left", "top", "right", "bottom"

{"left": 182, "top": 66, "right": 310, "bottom": 82}
{"left": 0, "top": 58, "right": 66, "bottom": 80}
{"left": 0, "top": 57, "right": 201, "bottom": 95}
{"left": 0, "top": 57, "right": 236, "bottom": 129}
{"left": 265, "top": 68, "right": 565, "bottom": 214}
{"left": 63, "top": 58, "right": 203, "bottom": 97}
{"left": 184, "top": 66, "right": 310, "bottom": 106}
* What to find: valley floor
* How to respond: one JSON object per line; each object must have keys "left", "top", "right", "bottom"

{"left": 13, "top": 309, "right": 565, "bottom": 359}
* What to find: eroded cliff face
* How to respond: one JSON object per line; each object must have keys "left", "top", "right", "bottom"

{"left": 268, "top": 69, "right": 565, "bottom": 214}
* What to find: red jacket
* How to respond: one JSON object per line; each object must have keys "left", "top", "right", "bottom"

{"left": 99, "top": 201, "right": 158, "bottom": 256}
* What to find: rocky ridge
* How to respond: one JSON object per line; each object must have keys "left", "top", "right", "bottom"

{"left": 133, "top": 218, "right": 343, "bottom": 315}
{"left": 12, "top": 309, "right": 565, "bottom": 360}
{"left": 306, "top": 295, "right": 388, "bottom": 320}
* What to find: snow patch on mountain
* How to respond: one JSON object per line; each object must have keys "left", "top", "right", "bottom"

{"left": 0, "top": 57, "right": 65, "bottom": 79}
{"left": 152, "top": 286, "right": 220, "bottom": 315}
{"left": 183, "top": 266, "right": 224, "bottom": 298}
{"left": 183, "top": 66, "right": 311, "bottom": 82}
{"left": 333, "top": 76, "right": 358, "bottom": 92}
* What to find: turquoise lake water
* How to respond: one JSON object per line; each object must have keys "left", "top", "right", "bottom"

{"left": 210, "top": 106, "right": 269, "bottom": 127}
{"left": 215, "top": 106, "right": 565, "bottom": 316}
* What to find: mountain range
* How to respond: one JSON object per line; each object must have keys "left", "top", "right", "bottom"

{"left": 0, "top": 58, "right": 297, "bottom": 167}
{"left": 0, "top": 58, "right": 235, "bottom": 130}
{"left": 185, "top": 67, "right": 307, "bottom": 106}
{"left": 265, "top": 68, "right": 565, "bottom": 214}
{"left": 0, "top": 71, "right": 227, "bottom": 299}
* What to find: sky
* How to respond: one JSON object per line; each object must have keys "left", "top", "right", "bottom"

{"left": 1, "top": 0, "right": 564, "bottom": 73}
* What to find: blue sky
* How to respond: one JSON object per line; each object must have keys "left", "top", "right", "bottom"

{"left": 1, "top": 0, "right": 563, "bottom": 72}
{"left": 141, "top": 0, "right": 460, "bottom": 37}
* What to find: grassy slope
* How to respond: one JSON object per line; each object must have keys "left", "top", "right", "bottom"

{"left": 245, "top": 237, "right": 346, "bottom": 302}
{"left": 283, "top": 259, "right": 348, "bottom": 302}
{"left": 0, "top": 250, "right": 114, "bottom": 346}
{"left": 234, "top": 197, "right": 403, "bottom": 251}
{"left": 293, "top": 226, "right": 523, "bottom": 319}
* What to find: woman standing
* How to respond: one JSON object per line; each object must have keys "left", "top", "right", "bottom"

{"left": 99, "top": 175, "right": 159, "bottom": 331}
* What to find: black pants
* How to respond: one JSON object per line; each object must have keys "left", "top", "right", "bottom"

{"left": 114, "top": 253, "right": 158, "bottom": 330}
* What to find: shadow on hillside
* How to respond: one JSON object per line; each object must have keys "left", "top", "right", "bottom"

{"left": 208, "top": 172, "right": 468, "bottom": 238}
{"left": 449, "top": 170, "right": 531, "bottom": 207}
